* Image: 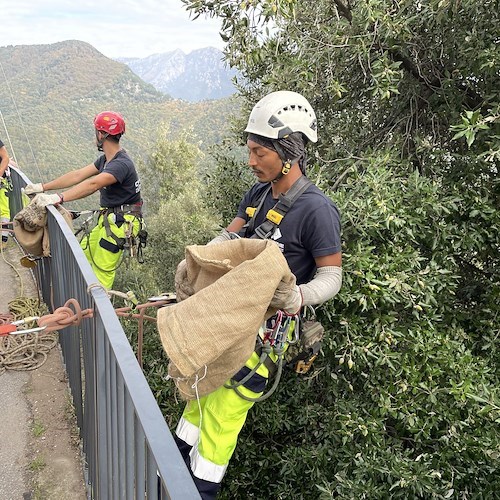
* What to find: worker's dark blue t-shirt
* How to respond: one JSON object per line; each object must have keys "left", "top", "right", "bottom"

{"left": 236, "top": 180, "right": 342, "bottom": 285}
{"left": 94, "top": 150, "right": 141, "bottom": 208}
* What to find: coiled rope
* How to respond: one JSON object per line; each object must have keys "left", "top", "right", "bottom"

{"left": 0, "top": 297, "right": 56, "bottom": 374}
{"left": 0, "top": 297, "right": 94, "bottom": 374}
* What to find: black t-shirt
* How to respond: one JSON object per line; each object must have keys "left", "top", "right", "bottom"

{"left": 237, "top": 181, "right": 342, "bottom": 285}
{"left": 94, "top": 149, "right": 142, "bottom": 207}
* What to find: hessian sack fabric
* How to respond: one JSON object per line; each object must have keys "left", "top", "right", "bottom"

{"left": 157, "top": 238, "right": 294, "bottom": 400}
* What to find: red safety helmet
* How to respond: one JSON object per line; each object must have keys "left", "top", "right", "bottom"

{"left": 93, "top": 111, "right": 126, "bottom": 136}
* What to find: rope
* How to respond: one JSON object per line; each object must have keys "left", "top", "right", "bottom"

{"left": 0, "top": 60, "right": 43, "bottom": 178}
{"left": 0, "top": 297, "right": 57, "bottom": 374}
{"left": 0, "top": 287, "right": 173, "bottom": 372}
{"left": 1, "top": 230, "right": 26, "bottom": 297}
{"left": 37, "top": 298, "right": 94, "bottom": 332}
{"left": 115, "top": 298, "right": 174, "bottom": 367}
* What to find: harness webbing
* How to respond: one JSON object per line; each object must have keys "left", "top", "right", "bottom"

{"left": 249, "top": 176, "right": 312, "bottom": 240}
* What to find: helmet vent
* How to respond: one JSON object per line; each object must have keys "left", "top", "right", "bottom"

{"left": 268, "top": 115, "right": 285, "bottom": 129}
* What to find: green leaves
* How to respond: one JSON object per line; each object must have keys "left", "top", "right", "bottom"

{"left": 177, "top": 0, "right": 500, "bottom": 496}
{"left": 451, "top": 110, "right": 492, "bottom": 148}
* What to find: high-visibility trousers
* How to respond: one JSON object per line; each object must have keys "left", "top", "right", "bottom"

{"left": 175, "top": 350, "right": 271, "bottom": 486}
{"left": 0, "top": 178, "right": 11, "bottom": 238}
{"left": 80, "top": 212, "right": 141, "bottom": 289}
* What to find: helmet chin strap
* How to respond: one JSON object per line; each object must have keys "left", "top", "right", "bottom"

{"left": 95, "top": 130, "right": 109, "bottom": 152}
{"left": 271, "top": 139, "right": 292, "bottom": 183}
{"left": 271, "top": 161, "right": 292, "bottom": 183}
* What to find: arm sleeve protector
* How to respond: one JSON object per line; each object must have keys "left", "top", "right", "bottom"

{"left": 299, "top": 266, "right": 342, "bottom": 306}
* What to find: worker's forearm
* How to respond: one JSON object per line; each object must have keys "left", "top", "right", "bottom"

{"left": 299, "top": 266, "right": 342, "bottom": 306}
{"left": 60, "top": 179, "right": 100, "bottom": 203}
{"left": 43, "top": 170, "right": 88, "bottom": 191}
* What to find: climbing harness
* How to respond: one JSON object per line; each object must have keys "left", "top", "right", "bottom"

{"left": 239, "top": 175, "right": 312, "bottom": 240}
{"left": 224, "top": 311, "right": 300, "bottom": 402}
{"left": 77, "top": 204, "right": 147, "bottom": 272}
{"left": 228, "top": 175, "right": 325, "bottom": 401}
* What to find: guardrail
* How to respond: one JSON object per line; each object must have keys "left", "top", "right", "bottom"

{"left": 9, "top": 167, "right": 200, "bottom": 499}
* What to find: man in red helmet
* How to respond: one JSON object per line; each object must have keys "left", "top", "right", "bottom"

{"left": 25, "top": 111, "right": 143, "bottom": 288}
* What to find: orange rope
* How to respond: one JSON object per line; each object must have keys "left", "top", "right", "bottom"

{"left": 4, "top": 297, "right": 173, "bottom": 368}
{"left": 115, "top": 299, "right": 174, "bottom": 367}
{"left": 37, "top": 298, "right": 94, "bottom": 332}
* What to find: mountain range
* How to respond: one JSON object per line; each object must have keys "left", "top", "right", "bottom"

{"left": 117, "top": 47, "right": 238, "bottom": 102}
{"left": 0, "top": 40, "right": 239, "bottom": 182}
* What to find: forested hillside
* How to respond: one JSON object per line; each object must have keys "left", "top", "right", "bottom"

{"left": 0, "top": 40, "right": 238, "bottom": 182}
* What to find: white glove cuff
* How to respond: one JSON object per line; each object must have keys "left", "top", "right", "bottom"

{"left": 207, "top": 229, "right": 235, "bottom": 246}
{"left": 299, "top": 266, "right": 342, "bottom": 306}
{"left": 285, "top": 285, "right": 303, "bottom": 315}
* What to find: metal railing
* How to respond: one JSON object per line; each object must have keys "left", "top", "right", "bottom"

{"left": 9, "top": 167, "right": 200, "bottom": 499}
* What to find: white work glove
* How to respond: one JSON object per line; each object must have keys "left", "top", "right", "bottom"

{"left": 23, "top": 183, "right": 44, "bottom": 196}
{"left": 32, "top": 193, "right": 62, "bottom": 208}
{"left": 174, "top": 259, "right": 194, "bottom": 302}
{"left": 206, "top": 229, "right": 237, "bottom": 246}
{"left": 270, "top": 277, "right": 303, "bottom": 315}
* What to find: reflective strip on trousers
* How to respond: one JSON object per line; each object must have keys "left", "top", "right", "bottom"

{"left": 189, "top": 445, "right": 228, "bottom": 483}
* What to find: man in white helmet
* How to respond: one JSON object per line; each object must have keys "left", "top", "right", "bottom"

{"left": 174, "top": 90, "right": 342, "bottom": 499}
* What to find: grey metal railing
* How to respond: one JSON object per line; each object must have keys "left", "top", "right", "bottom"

{"left": 9, "top": 167, "right": 200, "bottom": 499}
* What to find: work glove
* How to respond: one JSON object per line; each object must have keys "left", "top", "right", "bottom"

{"left": 23, "top": 183, "right": 44, "bottom": 196}
{"left": 206, "top": 229, "right": 238, "bottom": 246}
{"left": 270, "top": 276, "right": 303, "bottom": 315}
{"left": 32, "top": 193, "right": 62, "bottom": 208}
{"left": 174, "top": 259, "right": 194, "bottom": 302}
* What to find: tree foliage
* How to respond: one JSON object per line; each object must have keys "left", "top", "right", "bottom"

{"left": 176, "top": 1, "right": 500, "bottom": 498}
{"left": 131, "top": 127, "right": 223, "bottom": 293}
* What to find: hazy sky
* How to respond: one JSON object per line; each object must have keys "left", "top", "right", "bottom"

{"left": 1, "top": 0, "right": 225, "bottom": 59}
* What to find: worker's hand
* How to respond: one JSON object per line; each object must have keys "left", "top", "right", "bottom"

{"left": 270, "top": 277, "right": 303, "bottom": 315}
{"left": 174, "top": 259, "right": 194, "bottom": 301}
{"left": 206, "top": 229, "right": 237, "bottom": 246}
{"left": 23, "top": 183, "right": 44, "bottom": 196}
{"left": 32, "top": 193, "right": 62, "bottom": 208}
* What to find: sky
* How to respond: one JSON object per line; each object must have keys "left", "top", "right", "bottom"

{"left": 1, "top": 0, "right": 225, "bottom": 59}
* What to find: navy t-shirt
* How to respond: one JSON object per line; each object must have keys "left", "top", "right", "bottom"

{"left": 94, "top": 149, "right": 141, "bottom": 208}
{"left": 237, "top": 181, "right": 342, "bottom": 285}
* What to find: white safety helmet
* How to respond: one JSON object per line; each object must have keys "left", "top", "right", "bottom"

{"left": 245, "top": 90, "right": 318, "bottom": 143}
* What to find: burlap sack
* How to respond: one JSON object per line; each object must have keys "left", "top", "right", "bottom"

{"left": 13, "top": 203, "right": 73, "bottom": 257}
{"left": 157, "top": 238, "right": 294, "bottom": 400}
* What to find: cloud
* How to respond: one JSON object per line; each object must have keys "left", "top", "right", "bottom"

{"left": 1, "top": 0, "right": 224, "bottom": 58}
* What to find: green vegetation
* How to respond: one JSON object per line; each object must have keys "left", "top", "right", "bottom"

{"left": 4, "top": 4, "right": 500, "bottom": 496}
{"left": 0, "top": 40, "right": 239, "bottom": 188}
{"left": 32, "top": 420, "right": 46, "bottom": 438}
{"left": 151, "top": 0, "right": 496, "bottom": 497}
{"left": 29, "top": 455, "right": 46, "bottom": 472}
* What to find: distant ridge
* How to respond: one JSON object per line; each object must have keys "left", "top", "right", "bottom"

{"left": 117, "top": 47, "right": 238, "bottom": 102}
{"left": 0, "top": 40, "right": 238, "bottom": 180}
